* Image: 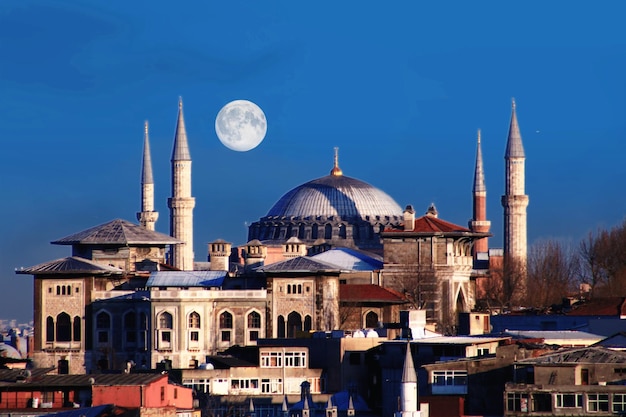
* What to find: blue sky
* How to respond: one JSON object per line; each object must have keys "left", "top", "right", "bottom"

{"left": 1, "top": 1, "right": 625, "bottom": 322}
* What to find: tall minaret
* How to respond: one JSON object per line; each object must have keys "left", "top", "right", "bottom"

{"left": 470, "top": 129, "right": 490, "bottom": 257}
{"left": 395, "top": 343, "right": 420, "bottom": 417}
{"left": 137, "top": 121, "right": 159, "bottom": 231}
{"left": 501, "top": 99, "right": 529, "bottom": 285}
{"left": 168, "top": 98, "right": 195, "bottom": 270}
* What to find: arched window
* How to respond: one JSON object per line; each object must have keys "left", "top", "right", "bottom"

{"left": 287, "top": 311, "right": 302, "bottom": 338}
{"left": 324, "top": 224, "right": 333, "bottom": 240}
{"left": 311, "top": 225, "right": 318, "bottom": 240}
{"left": 96, "top": 312, "right": 111, "bottom": 329}
{"left": 219, "top": 311, "right": 233, "bottom": 329}
{"left": 248, "top": 311, "right": 261, "bottom": 328}
{"left": 73, "top": 316, "right": 81, "bottom": 341}
{"left": 56, "top": 312, "right": 71, "bottom": 342}
{"left": 247, "top": 311, "right": 261, "bottom": 342}
{"left": 157, "top": 312, "right": 173, "bottom": 348}
{"left": 365, "top": 311, "right": 379, "bottom": 328}
{"left": 46, "top": 316, "right": 54, "bottom": 342}
{"left": 124, "top": 312, "right": 137, "bottom": 329}
{"left": 139, "top": 312, "right": 148, "bottom": 330}
{"left": 159, "top": 312, "right": 173, "bottom": 329}
{"left": 189, "top": 312, "right": 200, "bottom": 328}
{"left": 277, "top": 315, "right": 286, "bottom": 338}
{"left": 338, "top": 224, "right": 347, "bottom": 239}
{"left": 219, "top": 311, "right": 233, "bottom": 343}
{"left": 304, "top": 315, "right": 312, "bottom": 332}
{"left": 56, "top": 286, "right": 61, "bottom": 295}
{"left": 299, "top": 224, "right": 306, "bottom": 239}
{"left": 96, "top": 311, "right": 111, "bottom": 344}
{"left": 124, "top": 312, "right": 137, "bottom": 344}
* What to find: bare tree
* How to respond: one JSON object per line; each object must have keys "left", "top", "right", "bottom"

{"left": 526, "top": 239, "right": 580, "bottom": 308}
{"left": 580, "top": 219, "right": 626, "bottom": 297}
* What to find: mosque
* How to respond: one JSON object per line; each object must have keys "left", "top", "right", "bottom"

{"left": 17, "top": 98, "right": 528, "bottom": 374}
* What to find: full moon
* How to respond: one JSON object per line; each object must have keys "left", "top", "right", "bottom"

{"left": 215, "top": 100, "right": 267, "bottom": 152}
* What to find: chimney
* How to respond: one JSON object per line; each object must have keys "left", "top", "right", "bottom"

{"left": 403, "top": 205, "right": 415, "bottom": 231}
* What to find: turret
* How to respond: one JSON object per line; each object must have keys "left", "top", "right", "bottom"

{"left": 208, "top": 239, "right": 232, "bottom": 271}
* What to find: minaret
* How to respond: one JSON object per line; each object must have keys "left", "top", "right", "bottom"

{"left": 395, "top": 343, "right": 420, "bottom": 417}
{"left": 470, "top": 129, "right": 491, "bottom": 257}
{"left": 168, "top": 98, "right": 195, "bottom": 270}
{"left": 501, "top": 99, "right": 529, "bottom": 290}
{"left": 137, "top": 121, "right": 159, "bottom": 231}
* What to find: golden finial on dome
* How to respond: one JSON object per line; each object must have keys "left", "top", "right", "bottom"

{"left": 330, "top": 146, "right": 343, "bottom": 176}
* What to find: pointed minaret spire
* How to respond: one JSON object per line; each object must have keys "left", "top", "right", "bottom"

{"left": 330, "top": 146, "right": 343, "bottom": 176}
{"left": 168, "top": 97, "right": 196, "bottom": 270}
{"left": 473, "top": 129, "right": 486, "bottom": 193}
{"left": 470, "top": 129, "right": 490, "bottom": 258}
{"left": 137, "top": 121, "right": 159, "bottom": 231}
{"left": 396, "top": 343, "right": 420, "bottom": 417}
{"left": 172, "top": 97, "right": 191, "bottom": 161}
{"left": 502, "top": 97, "right": 529, "bottom": 298}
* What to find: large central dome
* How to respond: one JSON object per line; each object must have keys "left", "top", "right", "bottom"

{"left": 248, "top": 150, "right": 403, "bottom": 252}
{"left": 267, "top": 174, "right": 402, "bottom": 220}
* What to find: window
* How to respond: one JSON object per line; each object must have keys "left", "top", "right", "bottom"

{"left": 219, "top": 311, "right": 233, "bottom": 329}
{"left": 555, "top": 393, "right": 582, "bottom": 408}
{"left": 531, "top": 393, "right": 552, "bottom": 412}
{"left": 96, "top": 312, "right": 111, "bottom": 329}
{"left": 56, "top": 313, "right": 71, "bottom": 342}
{"left": 73, "top": 316, "right": 81, "bottom": 341}
{"left": 189, "top": 312, "right": 200, "bottom": 328}
{"left": 161, "top": 332, "right": 171, "bottom": 343}
{"left": 249, "top": 331, "right": 259, "bottom": 341}
{"left": 231, "top": 379, "right": 259, "bottom": 391}
{"left": 261, "top": 378, "right": 283, "bottom": 394}
{"left": 613, "top": 393, "right": 626, "bottom": 413}
{"left": 365, "top": 311, "right": 379, "bottom": 328}
{"left": 284, "top": 351, "right": 307, "bottom": 368}
{"left": 477, "top": 348, "right": 490, "bottom": 356}
{"left": 261, "top": 351, "right": 282, "bottom": 368}
{"left": 159, "top": 312, "right": 173, "bottom": 329}
{"left": 46, "top": 316, "right": 54, "bottom": 342}
{"left": 248, "top": 311, "right": 261, "bottom": 328}
{"left": 433, "top": 370, "right": 468, "bottom": 387}
{"left": 190, "top": 331, "right": 199, "bottom": 341}
{"left": 587, "top": 394, "right": 609, "bottom": 412}
{"left": 507, "top": 393, "right": 529, "bottom": 412}
{"left": 221, "top": 331, "right": 231, "bottom": 342}
{"left": 98, "top": 331, "right": 109, "bottom": 343}
{"left": 160, "top": 386, "right": 165, "bottom": 401}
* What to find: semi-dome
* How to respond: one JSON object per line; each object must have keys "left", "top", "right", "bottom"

{"left": 248, "top": 149, "right": 403, "bottom": 252}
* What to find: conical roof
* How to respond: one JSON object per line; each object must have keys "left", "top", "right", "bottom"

{"left": 141, "top": 121, "right": 154, "bottom": 184}
{"left": 171, "top": 98, "right": 191, "bottom": 161}
{"left": 505, "top": 98, "right": 525, "bottom": 158}
{"left": 402, "top": 343, "right": 417, "bottom": 383}
{"left": 473, "top": 129, "right": 486, "bottom": 193}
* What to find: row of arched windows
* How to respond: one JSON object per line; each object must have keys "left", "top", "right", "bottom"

{"left": 48, "top": 285, "right": 77, "bottom": 296}
{"left": 46, "top": 313, "right": 80, "bottom": 342}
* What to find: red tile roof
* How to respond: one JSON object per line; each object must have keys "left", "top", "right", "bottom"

{"left": 567, "top": 297, "right": 626, "bottom": 316}
{"left": 384, "top": 215, "right": 470, "bottom": 234}
{"left": 340, "top": 284, "right": 409, "bottom": 304}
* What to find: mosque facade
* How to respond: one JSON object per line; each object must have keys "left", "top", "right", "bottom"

{"left": 17, "top": 99, "right": 527, "bottom": 374}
